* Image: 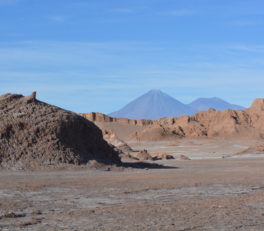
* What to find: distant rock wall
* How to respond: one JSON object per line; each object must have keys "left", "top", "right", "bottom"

{"left": 80, "top": 112, "right": 153, "bottom": 126}
{"left": 81, "top": 99, "right": 264, "bottom": 141}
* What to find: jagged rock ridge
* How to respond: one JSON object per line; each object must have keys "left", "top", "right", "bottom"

{"left": 82, "top": 98, "right": 264, "bottom": 141}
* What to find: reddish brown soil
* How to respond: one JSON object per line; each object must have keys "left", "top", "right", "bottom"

{"left": 1, "top": 156, "right": 264, "bottom": 230}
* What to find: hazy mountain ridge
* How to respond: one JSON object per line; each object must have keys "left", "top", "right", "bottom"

{"left": 109, "top": 90, "right": 245, "bottom": 119}
{"left": 189, "top": 97, "right": 245, "bottom": 111}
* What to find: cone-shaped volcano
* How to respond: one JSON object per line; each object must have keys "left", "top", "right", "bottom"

{"left": 109, "top": 89, "right": 197, "bottom": 120}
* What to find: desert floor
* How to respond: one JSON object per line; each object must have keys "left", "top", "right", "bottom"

{"left": 1, "top": 139, "right": 264, "bottom": 231}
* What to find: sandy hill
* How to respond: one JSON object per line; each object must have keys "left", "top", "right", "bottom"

{"left": 0, "top": 92, "right": 121, "bottom": 169}
{"left": 109, "top": 89, "right": 197, "bottom": 120}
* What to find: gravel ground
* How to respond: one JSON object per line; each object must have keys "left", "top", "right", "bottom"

{"left": 1, "top": 152, "right": 264, "bottom": 230}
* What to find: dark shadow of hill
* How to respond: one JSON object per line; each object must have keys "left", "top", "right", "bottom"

{"left": 121, "top": 162, "right": 178, "bottom": 169}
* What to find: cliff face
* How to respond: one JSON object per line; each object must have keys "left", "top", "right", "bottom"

{"left": 81, "top": 99, "right": 264, "bottom": 141}
{"left": 245, "top": 99, "right": 264, "bottom": 131}
{"left": 249, "top": 98, "right": 264, "bottom": 111}
{"left": 80, "top": 112, "right": 153, "bottom": 126}
{"left": 0, "top": 93, "right": 121, "bottom": 168}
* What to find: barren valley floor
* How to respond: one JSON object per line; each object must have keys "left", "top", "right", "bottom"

{"left": 1, "top": 140, "right": 264, "bottom": 231}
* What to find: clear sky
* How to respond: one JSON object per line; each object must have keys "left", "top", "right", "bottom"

{"left": 1, "top": 0, "right": 264, "bottom": 113}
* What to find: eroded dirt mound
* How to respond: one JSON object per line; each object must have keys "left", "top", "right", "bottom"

{"left": 0, "top": 93, "right": 121, "bottom": 168}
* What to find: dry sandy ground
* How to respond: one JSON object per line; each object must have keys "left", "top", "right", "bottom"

{"left": 128, "top": 138, "right": 259, "bottom": 160}
{"left": 1, "top": 139, "right": 264, "bottom": 231}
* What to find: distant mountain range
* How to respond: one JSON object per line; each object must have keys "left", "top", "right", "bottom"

{"left": 109, "top": 90, "right": 245, "bottom": 120}
{"left": 188, "top": 97, "right": 245, "bottom": 111}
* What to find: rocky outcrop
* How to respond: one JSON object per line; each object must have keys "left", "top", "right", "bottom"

{"left": 248, "top": 99, "right": 264, "bottom": 112}
{"left": 134, "top": 150, "right": 153, "bottom": 160}
{"left": 80, "top": 112, "right": 153, "bottom": 126}
{"left": 103, "top": 131, "right": 133, "bottom": 153}
{"left": 151, "top": 152, "right": 174, "bottom": 160}
{"left": 0, "top": 93, "right": 121, "bottom": 168}
{"left": 129, "top": 100, "right": 264, "bottom": 141}
{"left": 81, "top": 98, "right": 264, "bottom": 141}
{"left": 245, "top": 99, "right": 264, "bottom": 131}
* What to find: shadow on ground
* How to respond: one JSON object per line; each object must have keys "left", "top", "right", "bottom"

{"left": 121, "top": 162, "right": 178, "bottom": 169}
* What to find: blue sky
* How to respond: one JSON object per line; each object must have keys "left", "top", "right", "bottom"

{"left": 1, "top": 0, "right": 264, "bottom": 113}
